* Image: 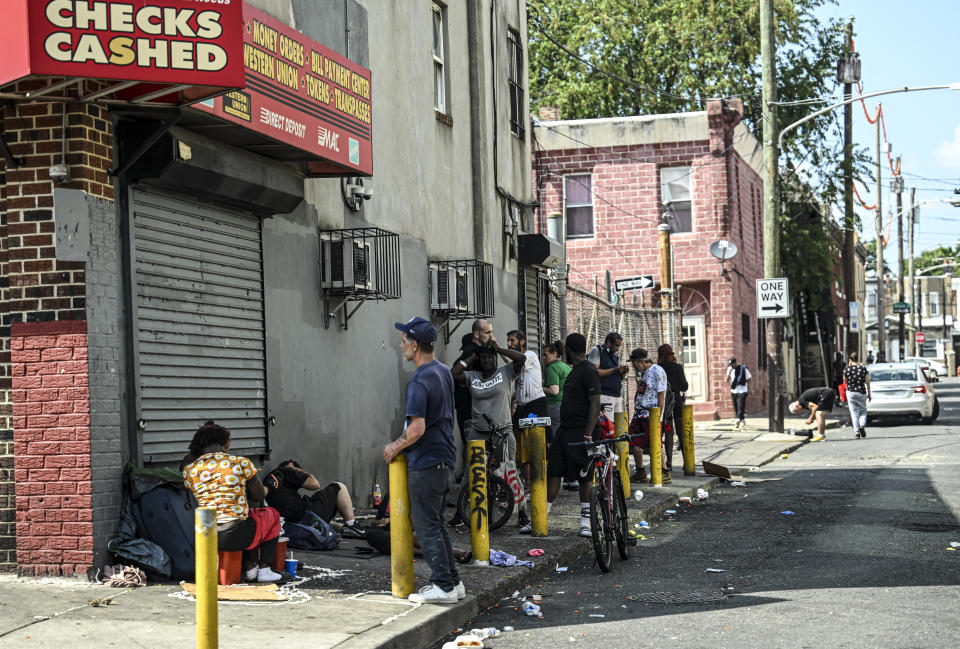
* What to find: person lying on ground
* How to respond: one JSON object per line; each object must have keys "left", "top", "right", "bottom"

{"left": 182, "top": 421, "right": 283, "bottom": 582}
{"left": 364, "top": 502, "right": 472, "bottom": 562}
{"left": 264, "top": 460, "right": 365, "bottom": 539}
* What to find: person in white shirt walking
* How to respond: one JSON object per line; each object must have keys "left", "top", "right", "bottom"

{"left": 725, "top": 358, "right": 752, "bottom": 429}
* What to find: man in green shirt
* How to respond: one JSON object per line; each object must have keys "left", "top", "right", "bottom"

{"left": 543, "top": 340, "right": 572, "bottom": 443}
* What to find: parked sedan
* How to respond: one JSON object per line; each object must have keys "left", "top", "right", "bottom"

{"left": 904, "top": 356, "right": 947, "bottom": 381}
{"left": 867, "top": 363, "right": 939, "bottom": 424}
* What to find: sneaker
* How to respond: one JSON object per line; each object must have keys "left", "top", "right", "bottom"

{"left": 408, "top": 583, "right": 458, "bottom": 604}
{"left": 738, "top": 420, "right": 746, "bottom": 429}
{"left": 810, "top": 435, "right": 825, "bottom": 442}
{"left": 245, "top": 567, "right": 259, "bottom": 581}
{"left": 455, "top": 581, "right": 466, "bottom": 600}
{"left": 660, "top": 472, "right": 672, "bottom": 484}
{"left": 340, "top": 524, "right": 366, "bottom": 539}
{"left": 579, "top": 520, "right": 592, "bottom": 537}
{"left": 257, "top": 567, "right": 283, "bottom": 583}
{"left": 517, "top": 511, "right": 532, "bottom": 534}
{"left": 860, "top": 428, "right": 867, "bottom": 438}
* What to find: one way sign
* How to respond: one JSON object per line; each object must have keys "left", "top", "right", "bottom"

{"left": 756, "top": 278, "right": 790, "bottom": 319}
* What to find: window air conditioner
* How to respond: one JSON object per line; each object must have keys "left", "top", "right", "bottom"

{"left": 321, "top": 239, "right": 373, "bottom": 292}
{"left": 431, "top": 266, "right": 467, "bottom": 312}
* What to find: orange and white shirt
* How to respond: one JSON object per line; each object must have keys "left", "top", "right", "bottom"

{"left": 182, "top": 452, "right": 257, "bottom": 523}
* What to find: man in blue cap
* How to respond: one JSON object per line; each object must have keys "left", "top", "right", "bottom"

{"left": 383, "top": 316, "right": 463, "bottom": 604}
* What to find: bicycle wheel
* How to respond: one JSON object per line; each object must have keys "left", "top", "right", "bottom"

{"left": 457, "top": 474, "right": 514, "bottom": 532}
{"left": 590, "top": 483, "right": 612, "bottom": 572}
{"left": 612, "top": 474, "right": 629, "bottom": 559}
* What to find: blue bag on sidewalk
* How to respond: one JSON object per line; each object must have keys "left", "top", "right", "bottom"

{"left": 283, "top": 511, "right": 341, "bottom": 551}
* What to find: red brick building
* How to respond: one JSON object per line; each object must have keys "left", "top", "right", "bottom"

{"left": 533, "top": 99, "right": 768, "bottom": 419}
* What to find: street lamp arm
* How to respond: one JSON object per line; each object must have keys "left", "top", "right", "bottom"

{"left": 777, "top": 84, "right": 960, "bottom": 150}
{"left": 889, "top": 198, "right": 960, "bottom": 220}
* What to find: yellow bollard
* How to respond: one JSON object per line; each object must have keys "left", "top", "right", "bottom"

{"left": 682, "top": 404, "right": 696, "bottom": 476}
{"left": 389, "top": 455, "right": 414, "bottom": 598}
{"left": 615, "top": 412, "right": 630, "bottom": 499}
{"left": 528, "top": 426, "right": 548, "bottom": 537}
{"left": 649, "top": 407, "right": 663, "bottom": 486}
{"left": 515, "top": 426, "right": 528, "bottom": 464}
{"left": 467, "top": 439, "right": 490, "bottom": 563}
{"left": 194, "top": 507, "right": 217, "bottom": 649}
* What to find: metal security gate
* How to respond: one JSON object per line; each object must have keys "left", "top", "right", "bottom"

{"left": 131, "top": 190, "right": 267, "bottom": 462}
{"left": 523, "top": 266, "right": 542, "bottom": 356}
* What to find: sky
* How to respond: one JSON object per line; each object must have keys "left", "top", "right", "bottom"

{"left": 816, "top": 0, "right": 960, "bottom": 258}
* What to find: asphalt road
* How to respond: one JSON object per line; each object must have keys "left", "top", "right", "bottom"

{"left": 435, "top": 379, "right": 960, "bottom": 649}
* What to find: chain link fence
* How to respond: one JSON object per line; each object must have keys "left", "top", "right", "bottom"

{"left": 546, "top": 281, "right": 682, "bottom": 415}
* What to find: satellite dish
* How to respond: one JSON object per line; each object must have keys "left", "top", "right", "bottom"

{"left": 709, "top": 240, "right": 738, "bottom": 261}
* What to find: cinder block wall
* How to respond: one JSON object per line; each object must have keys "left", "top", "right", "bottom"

{"left": 0, "top": 88, "right": 114, "bottom": 575}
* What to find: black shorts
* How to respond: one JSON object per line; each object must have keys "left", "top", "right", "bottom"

{"left": 305, "top": 482, "right": 341, "bottom": 522}
{"left": 547, "top": 425, "right": 592, "bottom": 483}
{"left": 817, "top": 390, "right": 836, "bottom": 413}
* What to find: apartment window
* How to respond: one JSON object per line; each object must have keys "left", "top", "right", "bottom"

{"left": 742, "top": 313, "right": 751, "bottom": 342}
{"left": 432, "top": 3, "right": 447, "bottom": 115}
{"left": 564, "top": 174, "right": 594, "bottom": 238}
{"left": 928, "top": 291, "right": 940, "bottom": 316}
{"left": 660, "top": 166, "right": 693, "bottom": 233}
{"left": 507, "top": 28, "right": 525, "bottom": 139}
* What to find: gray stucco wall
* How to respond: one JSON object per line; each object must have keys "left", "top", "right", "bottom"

{"left": 85, "top": 195, "right": 126, "bottom": 566}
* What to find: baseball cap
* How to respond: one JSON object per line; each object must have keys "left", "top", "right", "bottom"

{"left": 394, "top": 316, "right": 437, "bottom": 345}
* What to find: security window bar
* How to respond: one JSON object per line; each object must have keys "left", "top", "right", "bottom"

{"left": 660, "top": 166, "right": 693, "bottom": 233}
{"left": 428, "top": 259, "right": 495, "bottom": 319}
{"left": 564, "top": 173, "right": 594, "bottom": 239}
{"left": 507, "top": 29, "right": 525, "bottom": 139}
{"left": 432, "top": 4, "right": 447, "bottom": 114}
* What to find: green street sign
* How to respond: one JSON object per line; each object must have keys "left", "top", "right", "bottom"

{"left": 892, "top": 302, "right": 910, "bottom": 314}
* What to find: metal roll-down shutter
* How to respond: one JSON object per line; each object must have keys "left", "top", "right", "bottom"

{"left": 131, "top": 190, "right": 266, "bottom": 462}
{"left": 523, "top": 266, "right": 541, "bottom": 357}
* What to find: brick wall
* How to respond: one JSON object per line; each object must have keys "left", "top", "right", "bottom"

{"left": 0, "top": 91, "right": 114, "bottom": 574}
{"left": 533, "top": 102, "right": 766, "bottom": 418}
{"left": 11, "top": 321, "right": 93, "bottom": 576}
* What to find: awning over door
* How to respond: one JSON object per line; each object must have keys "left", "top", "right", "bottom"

{"left": 131, "top": 189, "right": 267, "bottom": 462}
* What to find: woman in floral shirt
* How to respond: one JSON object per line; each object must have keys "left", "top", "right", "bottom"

{"left": 182, "top": 421, "right": 282, "bottom": 582}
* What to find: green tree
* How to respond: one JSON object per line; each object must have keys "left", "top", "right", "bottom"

{"left": 912, "top": 245, "right": 959, "bottom": 275}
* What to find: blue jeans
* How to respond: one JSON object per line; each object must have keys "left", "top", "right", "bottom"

{"left": 847, "top": 391, "right": 868, "bottom": 435}
{"left": 409, "top": 467, "right": 460, "bottom": 592}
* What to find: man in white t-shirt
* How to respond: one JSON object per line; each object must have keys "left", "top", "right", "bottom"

{"left": 725, "top": 357, "right": 752, "bottom": 429}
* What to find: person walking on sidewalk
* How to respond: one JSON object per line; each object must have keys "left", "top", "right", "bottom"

{"left": 657, "top": 344, "right": 688, "bottom": 470}
{"left": 545, "top": 333, "right": 602, "bottom": 538}
{"left": 384, "top": 316, "right": 463, "bottom": 604}
{"left": 842, "top": 353, "right": 872, "bottom": 439}
{"left": 628, "top": 348, "right": 670, "bottom": 483}
{"left": 788, "top": 386, "right": 837, "bottom": 442}
{"left": 588, "top": 332, "right": 629, "bottom": 423}
{"left": 725, "top": 358, "right": 752, "bottom": 428}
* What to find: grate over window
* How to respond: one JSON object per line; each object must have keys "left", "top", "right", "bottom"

{"left": 507, "top": 29, "right": 525, "bottom": 139}
{"left": 428, "top": 259, "right": 495, "bottom": 319}
{"left": 318, "top": 227, "right": 401, "bottom": 329}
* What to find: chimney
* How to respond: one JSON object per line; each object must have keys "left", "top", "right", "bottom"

{"left": 538, "top": 106, "right": 560, "bottom": 121}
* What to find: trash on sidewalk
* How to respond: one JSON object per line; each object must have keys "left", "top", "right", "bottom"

{"left": 489, "top": 549, "right": 534, "bottom": 568}
{"left": 634, "top": 490, "right": 644, "bottom": 501}
{"left": 702, "top": 460, "right": 732, "bottom": 480}
{"left": 179, "top": 581, "right": 289, "bottom": 601}
{"left": 729, "top": 481, "right": 747, "bottom": 487}
{"left": 636, "top": 520, "right": 650, "bottom": 528}
{"left": 705, "top": 568, "right": 726, "bottom": 573}
{"left": 556, "top": 564, "right": 569, "bottom": 572}
{"left": 469, "top": 628, "right": 500, "bottom": 639}
{"left": 443, "top": 633, "right": 484, "bottom": 648}
{"left": 697, "top": 488, "right": 709, "bottom": 501}
{"left": 781, "top": 454, "right": 789, "bottom": 459}
{"left": 521, "top": 599, "right": 543, "bottom": 618}
{"left": 950, "top": 541, "right": 959, "bottom": 547}
{"left": 780, "top": 511, "right": 795, "bottom": 515}
{"left": 679, "top": 496, "right": 692, "bottom": 504}
{"left": 503, "top": 626, "right": 515, "bottom": 632}
{"left": 665, "top": 509, "right": 677, "bottom": 515}
{"left": 528, "top": 548, "right": 545, "bottom": 556}
{"left": 101, "top": 564, "right": 146, "bottom": 588}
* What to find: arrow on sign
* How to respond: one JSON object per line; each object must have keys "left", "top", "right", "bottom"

{"left": 761, "top": 304, "right": 784, "bottom": 313}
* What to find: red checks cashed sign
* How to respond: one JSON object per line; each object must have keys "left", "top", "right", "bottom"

{"left": 191, "top": 3, "right": 373, "bottom": 176}
{"left": 0, "top": 0, "right": 245, "bottom": 96}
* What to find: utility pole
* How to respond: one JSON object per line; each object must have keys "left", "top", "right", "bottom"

{"left": 761, "top": 0, "right": 782, "bottom": 433}
{"left": 908, "top": 188, "right": 916, "bottom": 355}
{"left": 658, "top": 223, "right": 673, "bottom": 343}
{"left": 842, "top": 21, "right": 856, "bottom": 356}
{"left": 895, "top": 166, "right": 905, "bottom": 361}
{"left": 874, "top": 118, "right": 885, "bottom": 361}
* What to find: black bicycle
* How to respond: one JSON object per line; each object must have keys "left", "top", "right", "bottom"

{"left": 456, "top": 420, "right": 515, "bottom": 532}
{"left": 569, "top": 433, "right": 638, "bottom": 571}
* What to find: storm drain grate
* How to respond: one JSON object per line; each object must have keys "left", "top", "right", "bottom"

{"left": 628, "top": 591, "right": 728, "bottom": 604}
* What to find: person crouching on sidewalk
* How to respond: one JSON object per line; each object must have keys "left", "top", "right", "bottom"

{"left": 789, "top": 386, "right": 837, "bottom": 442}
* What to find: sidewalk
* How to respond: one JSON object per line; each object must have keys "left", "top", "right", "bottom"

{"left": 0, "top": 427, "right": 818, "bottom": 649}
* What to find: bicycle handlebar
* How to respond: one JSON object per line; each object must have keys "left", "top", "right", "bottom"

{"left": 567, "top": 433, "right": 642, "bottom": 447}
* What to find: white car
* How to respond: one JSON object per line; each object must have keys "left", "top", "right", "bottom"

{"left": 866, "top": 362, "right": 939, "bottom": 424}
{"left": 903, "top": 356, "right": 947, "bottom": 381}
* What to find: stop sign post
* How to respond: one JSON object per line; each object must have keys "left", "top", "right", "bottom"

{"left": 916, "top": 332, "right": 925, "bottom": 344}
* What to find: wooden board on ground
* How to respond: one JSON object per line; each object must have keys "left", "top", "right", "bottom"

{"left": 179, "top": 581, "right": 288, "bottom": 601}
{"left": 702, "top": 460, "right": 782, "bottom": 483}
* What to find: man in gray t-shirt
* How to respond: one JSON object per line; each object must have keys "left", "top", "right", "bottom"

{"left": 464, "top": 363, "right": 516, "bottom": 433}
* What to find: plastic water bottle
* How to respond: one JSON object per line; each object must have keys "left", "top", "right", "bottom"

{"left": 521, "top": 599, "right": 542, "bottom": 617}
{"left": 372, "top": 483, "right": 382, "bottom": 506}
{"left": 470, "top": 628, "right": 501, "bottom": 639}
{"left": 788, "top": 426, "right": 795, "bottom": 436}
